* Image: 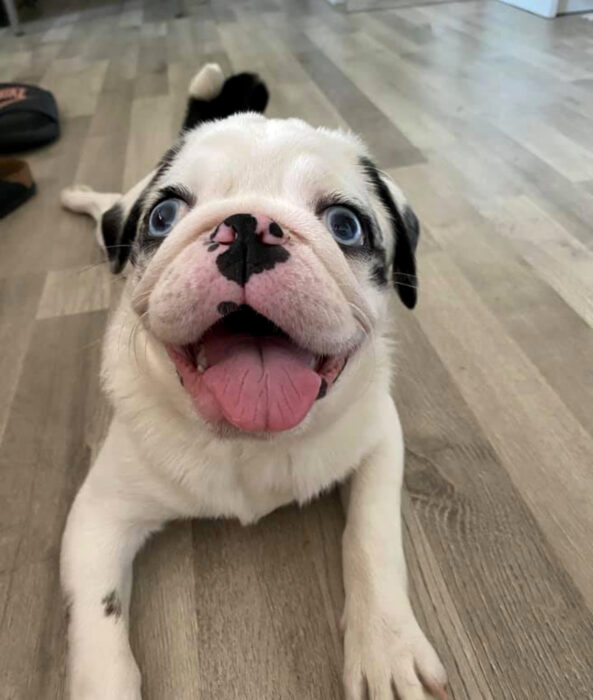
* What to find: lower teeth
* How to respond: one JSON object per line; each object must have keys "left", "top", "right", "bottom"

{"left": 196, "top": 346, "right": 207, "bottom": 373}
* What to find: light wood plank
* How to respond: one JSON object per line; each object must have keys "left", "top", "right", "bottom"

{"left": 123, "top": 94, "right": 176, "bottom": 191}
{"left": 1, "top": 1, "right": 593, "bottom": 698}
{"left": 414, "top": 251, "right": 593, "bottom": 608}
{"left": 36, "top": 265, "right": 111, "bottom": 320}
{"left": 0, "top": 275, "right": 45, "bottom": 442}
{"left": 0, "top": 312, "right": 106, "bottom": 700}
{"left": 482, "top": 196, "right": 593, "bottom": 328}
{"left": 395, "top": 307, "right": 593, "bottom": 698}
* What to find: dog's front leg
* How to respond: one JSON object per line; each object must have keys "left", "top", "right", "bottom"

{"left": 342, "top": 400, "right": 447, "bottom": 700}
{"left": 61, "top": 428, "right": 160, "bottom": 700}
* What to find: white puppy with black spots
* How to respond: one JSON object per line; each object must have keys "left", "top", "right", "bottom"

{"left": 60, "top": 64, "right": 447, "bottom": 700}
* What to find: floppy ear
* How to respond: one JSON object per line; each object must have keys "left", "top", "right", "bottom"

{"left": 99, "top": 172, "right": 153, "bottom": 274}
{"left": 361, "top": 158, "right": 419, "bottom": 309}
{"left": 101, "top": 198, "right": 143, "bottom": 274}
{"left": 391, "top": 200, "right": 419, "bottom": 309}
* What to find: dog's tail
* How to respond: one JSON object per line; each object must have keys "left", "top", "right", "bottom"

{"left": 188, "top": 63, "right": 225, "bottom": 101}
{"left": 182, "top": 63, "right": 269, "bottom": 132}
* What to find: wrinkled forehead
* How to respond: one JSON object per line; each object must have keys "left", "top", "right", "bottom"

{"left": 164, "top": 115, "right": 371, "bottom": 205}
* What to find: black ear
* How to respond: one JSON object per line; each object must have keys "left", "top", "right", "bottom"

{"left": 100, "top": 195, "right": 145, "bottom": 274}
{"left": 393, "top": 205, "right": 419, "bottom": 309}
{"left": 361, "top": 158, "right": 419, "bottom": 309}
{"left": 100, "top": 202, "right": 125, "bottom": 273}
{"left": 182, "top": 67, "right": 269, "bottom": 132}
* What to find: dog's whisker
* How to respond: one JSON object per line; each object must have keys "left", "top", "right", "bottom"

{"left": 392, "top": 281, "right": 418, "bottom": 291}
{"left": 79, "top": 338, "right": 104, "bottom": 352}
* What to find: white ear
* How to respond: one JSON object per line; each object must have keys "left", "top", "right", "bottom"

{"left": 188, "top": 63, "right": 225, "bottom": 100}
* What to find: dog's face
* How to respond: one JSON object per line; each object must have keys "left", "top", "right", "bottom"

{"left": 104, "top": 114, "right": 419, "bottom": 435}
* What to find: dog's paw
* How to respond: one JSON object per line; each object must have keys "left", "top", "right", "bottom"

{"left": 343, "top": 612, "right": 447, "bottom": 700}
{"left": 70, "top": 650, "right": 141, "bottom": 700}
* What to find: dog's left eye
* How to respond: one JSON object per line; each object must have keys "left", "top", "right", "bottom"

{"left": 148, "top": 199, "right": 183, "bottom": 238}
{"left": 324, "top": 206, "right": 363, "bottom": 246}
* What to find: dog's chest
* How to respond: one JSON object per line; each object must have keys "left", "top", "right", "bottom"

{"left": 162, "top": 438, "right": 356, "bottom": 524}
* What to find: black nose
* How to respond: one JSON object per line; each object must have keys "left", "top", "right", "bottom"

{"left": 214, "top": 213, "right": 290, "bottom": 286}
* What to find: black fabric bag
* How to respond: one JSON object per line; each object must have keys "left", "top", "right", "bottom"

{"left": 0, "top": 84, "right": 60, "bottom": 153}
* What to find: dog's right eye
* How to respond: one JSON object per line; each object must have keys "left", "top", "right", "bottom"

{"left": 148, "top": 199, "right": 183, "bottom": 238}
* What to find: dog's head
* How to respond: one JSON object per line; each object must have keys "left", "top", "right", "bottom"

{"left": 103, "top": 67, "right": 419, "bottom": 437}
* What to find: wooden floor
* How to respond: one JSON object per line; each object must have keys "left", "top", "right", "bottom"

{"left": 1, "top": 1, "right": 593, "bottom": 698}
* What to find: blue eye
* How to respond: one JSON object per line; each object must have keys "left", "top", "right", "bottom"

{"left": 324, "top": 206, "right": 363, "bottom": 246}
{"left": 148, "top": 199, "right": 182, "bottom": 238}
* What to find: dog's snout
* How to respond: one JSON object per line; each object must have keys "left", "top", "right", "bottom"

{"left": 213, "top": 213, "right": 286, "bottom": 246}
{"left": 213, "top": 213, "right": 290, "bottom": 286}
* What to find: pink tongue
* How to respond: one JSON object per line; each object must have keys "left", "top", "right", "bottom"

{"left": 202, "top": 334, "right": 321, "bottom": 433}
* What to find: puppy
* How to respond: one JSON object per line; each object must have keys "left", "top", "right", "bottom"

{"left": 60, "top": 64, "right": 447, "bottom": 700}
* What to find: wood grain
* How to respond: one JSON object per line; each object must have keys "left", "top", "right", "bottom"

{"left": 0, "top": 311, "right": 106, "bottom": 700}
{"left": 36, "top": 264, "right": 111, "bottom": 320}
{"left": 1, "top": 1, "right": 593, "bottom": 698}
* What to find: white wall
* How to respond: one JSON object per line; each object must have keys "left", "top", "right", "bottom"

{"left": 499, "top": 0, "right": 593, "bottom": 15}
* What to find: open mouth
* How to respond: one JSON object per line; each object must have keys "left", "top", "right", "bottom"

{"left": 166, "top": 305, "right": 347, "bottom": 433}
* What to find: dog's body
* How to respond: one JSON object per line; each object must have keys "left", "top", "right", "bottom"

{"left": 60, "top": 64, "right": 447, "bottom": 700}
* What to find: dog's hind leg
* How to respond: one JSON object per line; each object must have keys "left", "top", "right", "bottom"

{"left": 61, "top": 185, "right": 120, "bottom": 223}
{"left": 61, "top": 185, "right": 122, "bottom": 251}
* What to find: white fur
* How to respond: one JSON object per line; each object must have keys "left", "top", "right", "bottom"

{"left": 60, "top": 66, "right": 447, "bottom": 700}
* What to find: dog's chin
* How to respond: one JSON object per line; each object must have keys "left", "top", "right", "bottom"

{"left": 162, "top": 305, "right": 350, "bottom": 435}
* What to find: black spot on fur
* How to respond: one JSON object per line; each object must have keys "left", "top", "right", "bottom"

{"left": 268, "top": 221, "right": 283, "bottom": 238}
{"left": 316, "top": 379, "right": 328, "bottom": 400}
{"left": 218, "top": 301, "right": 239, "bottom": 316}
{"left": 360, "top": 157, "right": 419, "bottom": 309}
{"left": 182, "top": 73, "right": 269, "bottom": 132}
{"left": 101, "top": 590, "right": 122, "bottom": 618}
{"left": 216, "top": 214, "right": 290, "bottom": 286}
